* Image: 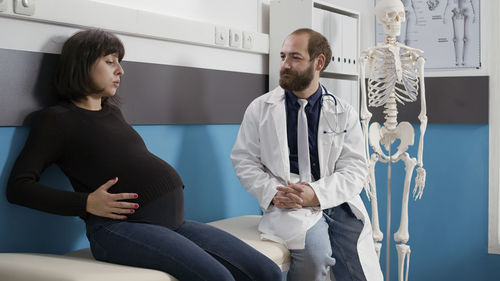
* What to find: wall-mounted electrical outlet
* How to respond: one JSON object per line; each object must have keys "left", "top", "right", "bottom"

{"left": 229, "top": 29, "right": 241, "bottom": 48}
{"left": 242, "top": 32, "right": 254, "bottom": 50}
{"left": 0, "top": 0, "right": 7, "bottom": 12}
{"left": 215, "top": 26, "right": 229, "bottom": 46}
{"left": 14, "top": 0, "right": 35, "bottom": 16}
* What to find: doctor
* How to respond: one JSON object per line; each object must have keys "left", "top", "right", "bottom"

{"left": 231, "top": 28, "right": 382, "bottom": 281}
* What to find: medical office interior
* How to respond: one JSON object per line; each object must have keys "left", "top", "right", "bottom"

{"left": 0, "top": 0, "right": 499, "bottom": 280}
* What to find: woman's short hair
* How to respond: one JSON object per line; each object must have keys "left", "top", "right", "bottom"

{"left": 54, "top": 29, "right": 125, "bottom": 102}
{"left": 290, "top": 28, "right": 332, "bottom": 72}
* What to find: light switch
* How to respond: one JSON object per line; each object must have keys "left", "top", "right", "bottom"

{"left": 14, "top": 0, "right": 35, "bottom": 16}
{"left": 242, "top": 32, "right": 254, "bottom": 50}
{"left": 215, "top": 26, "right": 229, "bottom": 46}
{"left": 229, "top": 29, "right": 241, "bottom": 48}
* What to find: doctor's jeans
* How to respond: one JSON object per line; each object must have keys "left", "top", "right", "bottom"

{"left": 86, "top": 217, "right": 282, "bottom": 281}
{"left": 325, "top": 203, "right": 368, "bottom": 281}
{"left": 286, "top": 203, "right": 367, "bottom": 281}
{"left": 287, "top": 216, "right": 336, "bottom": 281}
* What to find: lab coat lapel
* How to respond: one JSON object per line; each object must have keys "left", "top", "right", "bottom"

{"left": 318, "top": 103, "right": 334, "bottom": 178}
{"left": 267, "top": 88, "right": 290, "bottom": 180}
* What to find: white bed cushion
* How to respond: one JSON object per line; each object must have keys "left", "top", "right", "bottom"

{"left": 0, "top": 252, "right": 175, "bottom": 281}
{"left": 207, "top": 215, "right": 290, "bottom": 271}
{"left": 0, "top": 215, "right": 290, "bottom": 281}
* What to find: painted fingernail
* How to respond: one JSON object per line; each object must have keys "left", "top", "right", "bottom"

{"left": 123, "top": 217, "right": 128, "bottom": 220}
{"left": 134, "top": 204, "right": 139, "bottom": 208}
{"left": 113, "top": 177, "right": 118, "bottom": 181}
{"left": 130, "top": 209, "right": 135, "bottom": 213}
{"left": 133, "top": 194, "right": 138, "bottom": 198}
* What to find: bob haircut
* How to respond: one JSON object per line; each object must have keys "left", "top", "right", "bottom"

{"left": 54, "top": 29, "right": 125, "bottom": 102}
{"left": 290, "top": 28, "right": 332, "bottom": 72}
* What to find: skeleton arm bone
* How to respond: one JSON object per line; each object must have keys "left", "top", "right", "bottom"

{"left": 360, "top": 52, "right": 373, "bottom": 198}
{"left": 360, "top": 49, "right": 375, "bottom": 123}
{"left": 369, "top": 153, "right": 384, "bottom": 242}
{"left": 414, "top": 56, "right": 427, "bottom": 200}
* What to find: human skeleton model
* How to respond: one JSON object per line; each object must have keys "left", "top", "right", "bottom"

{"left": 359, "top": 0, "right": 427, "bottom": 280}
{"left": 443, "top": 0, "right": 477, "bottom": 66}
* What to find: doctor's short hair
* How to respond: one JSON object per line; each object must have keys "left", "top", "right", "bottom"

{"left": 290, "top": 28, "right": 332, "bottom": 72}
{"left": 54, "top": 29, "right": 125, "bottom": 103}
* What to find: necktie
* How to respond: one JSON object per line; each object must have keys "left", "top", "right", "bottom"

{"left": 297, "top": 99, "right": 312, "bottom": 182}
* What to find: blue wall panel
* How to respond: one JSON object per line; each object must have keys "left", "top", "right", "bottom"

{"left": 1, "top": 124, "right": 499, "bottom": 280}
{"left": 362, "top": 124, "right": 500, "bottom": 281}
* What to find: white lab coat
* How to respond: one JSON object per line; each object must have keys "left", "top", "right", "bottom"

{"left": 231, "top": 86, "right": 383, "bottom": 281}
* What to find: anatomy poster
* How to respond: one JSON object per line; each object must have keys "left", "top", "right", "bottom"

{"left": 375, "top": 0, "right": 481, "bottom": 69}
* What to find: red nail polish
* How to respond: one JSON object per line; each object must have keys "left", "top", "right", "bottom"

{"left": 133, "top": 194, "right": 138, "bottom": 198}
{"left": 134, "top": 204, "right": 139, "bottom": 208}
{"left": 130, "top": 209, "right": 135, "bottom": 213}
{"left": 114, "top": 177, "right": 118, "bottom": 181}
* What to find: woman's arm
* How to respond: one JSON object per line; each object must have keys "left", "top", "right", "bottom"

{"left": 7, "top": 108, "right": 139, "bottom": 219}
{"left": 6, "top": 109, "right": 90, "bottom": 217}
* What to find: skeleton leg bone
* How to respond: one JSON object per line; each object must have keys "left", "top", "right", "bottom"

{"left": 396, "top": 244, "right": 411, "bottom": 281}
{"left": 394, "top": 152, "right": 417, "bottom": 244}
{"left": 375, "top": 242, "right": 383, "bottom": 260}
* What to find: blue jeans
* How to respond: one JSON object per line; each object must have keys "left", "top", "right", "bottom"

{"left": 86, "top": 218, "right": 282, "bottom": 281}
{"left": 287, "top": 216, "right": 336, "bottom": 281}
{"left": 286, "top": 203, "right": 367, "bottom": 281}
{"left": 325, "top": 203, "right": 367, "bottom": 281}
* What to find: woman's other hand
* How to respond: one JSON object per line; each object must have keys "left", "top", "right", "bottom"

{"left": 86, "top": 177, "right": 139, "bottom": 219}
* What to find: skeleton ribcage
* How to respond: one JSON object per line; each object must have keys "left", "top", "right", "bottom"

{"left": 367, "top": 47, "right": 420, "bottom": 107}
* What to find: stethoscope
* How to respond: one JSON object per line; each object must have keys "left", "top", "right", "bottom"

{"left": 319, "top": 84, "right": 347, "bottom": 134}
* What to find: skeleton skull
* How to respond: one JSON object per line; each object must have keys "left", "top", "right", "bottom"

{"left": 376, "top": 0, "right": 406, "bottom": 37}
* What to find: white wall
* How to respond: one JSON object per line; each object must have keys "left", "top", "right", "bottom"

{"left": 0, "top": 0, "right": 270, "bottom": 74}
{"left": 93, "top": 0, "right": 268, "bottom": 33}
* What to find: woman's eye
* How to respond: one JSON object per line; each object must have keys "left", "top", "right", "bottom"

{"left": 106, "top": 61, "right": 114, "bottom": 64}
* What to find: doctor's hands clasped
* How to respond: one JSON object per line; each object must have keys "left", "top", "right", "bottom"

{"left": 86, "top": 177, "right": 139, "bottom": 220}
{"left": 273, "top": 181, "right": 320, "bottom": 209}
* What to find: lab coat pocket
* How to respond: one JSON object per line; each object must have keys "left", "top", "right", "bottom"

{"left": 319, "top": 132, "right": 345, "bottom": 169}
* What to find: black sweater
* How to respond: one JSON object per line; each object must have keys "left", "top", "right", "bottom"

{"left": 7, "top": 102, "right": 184, "bottom": 228}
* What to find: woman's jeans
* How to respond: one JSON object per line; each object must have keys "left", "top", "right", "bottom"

{"left": 86, "top": 218, "right": 282, "bottom": 281}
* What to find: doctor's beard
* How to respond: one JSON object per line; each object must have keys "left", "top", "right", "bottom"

{"left": 279, "top": 62, "right": 314, "bottom": 92}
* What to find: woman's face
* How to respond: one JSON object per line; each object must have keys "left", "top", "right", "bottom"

{"left": 89, "top": 53, "right": 124, "bottom": 97}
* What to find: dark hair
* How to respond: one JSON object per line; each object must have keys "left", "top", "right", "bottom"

{"left": 54, "top": 29, "right": 125, "bottom": 103}
{"left": 290, "top": 28, "right": 332, "bottom": 72}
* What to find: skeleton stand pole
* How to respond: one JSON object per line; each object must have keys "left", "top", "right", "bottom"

{"left": 386, "top": 145, "right": 392, "bottom": 281}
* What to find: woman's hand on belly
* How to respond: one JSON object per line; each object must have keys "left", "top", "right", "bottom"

{"left": 86, "top": 177, "right": 139, "bottom": 220}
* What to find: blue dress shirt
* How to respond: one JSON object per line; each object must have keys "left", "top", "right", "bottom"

{"left": 285, "top": 85, "right": 322, "bottom": 181}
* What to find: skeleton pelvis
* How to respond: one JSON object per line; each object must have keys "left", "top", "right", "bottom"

{"left": 369, "top": 121, "right": 414, "bottom": 160}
